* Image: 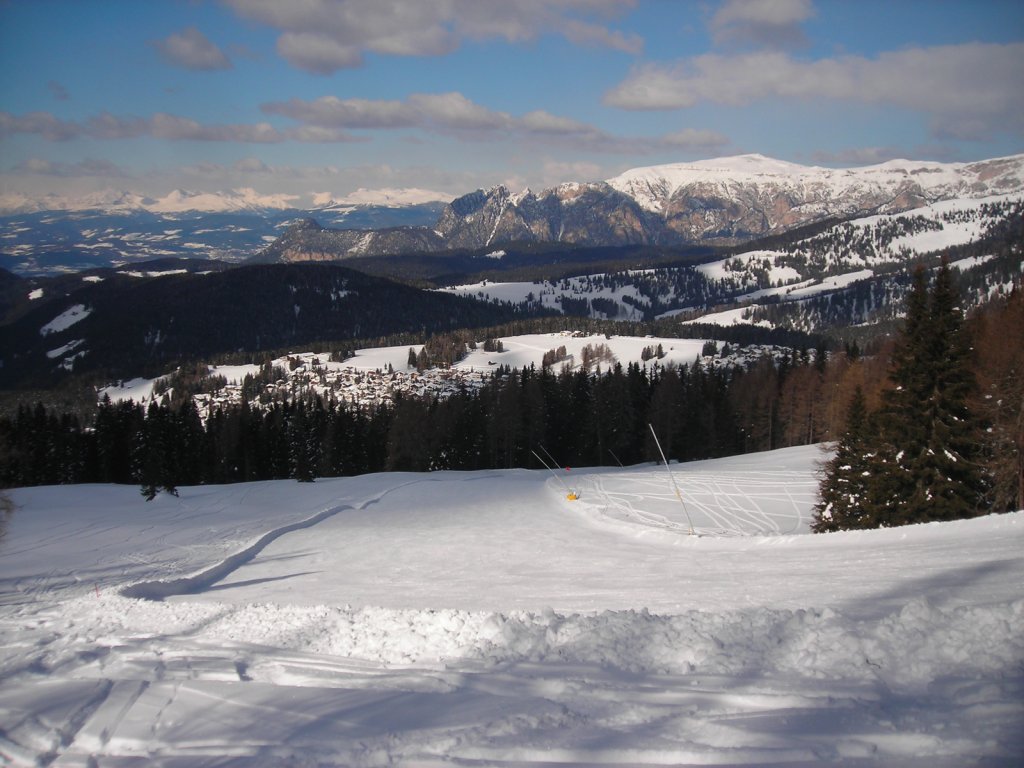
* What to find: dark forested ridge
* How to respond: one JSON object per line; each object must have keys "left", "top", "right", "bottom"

{"left": 0, "top": 262, "right": 541, "bottom": 388}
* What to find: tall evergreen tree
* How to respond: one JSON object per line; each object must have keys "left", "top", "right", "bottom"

{"left": 137, "top": 402, "right": 179, "bottom": 501}
{"left": 812, "top": 386, "right": 873, "bottom": 532}
{"left": 870, "top": 262, "right": 987, "bottom": 525}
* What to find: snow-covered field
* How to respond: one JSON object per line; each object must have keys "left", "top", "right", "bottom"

{"left": 2, "top": 446, "right": 1022, "bottom": 766}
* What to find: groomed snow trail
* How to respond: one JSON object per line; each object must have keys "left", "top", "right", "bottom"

{"left": 2, "top": 446, "right": 1022, "bottom": 766}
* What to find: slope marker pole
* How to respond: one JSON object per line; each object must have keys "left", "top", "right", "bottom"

{"left": 539, "top": 444, "right": 563, "bottom": 472}
{"left": 648, "top": 423, "right": 695, "bottom": 535}
{"left": 534, "top": 447, "right": 577, "bottom": 500}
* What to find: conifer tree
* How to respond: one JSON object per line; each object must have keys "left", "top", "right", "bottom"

{"left": 870, "top": 262, "right": 986, "bottom": 525}
{"left": 137, "top": 402, "right": 179, "bottom": 501}
{"left": 812, "top": 386, "right": 873, "bottom": 532}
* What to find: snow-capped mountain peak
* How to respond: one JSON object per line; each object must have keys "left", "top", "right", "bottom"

{"left": 318, "top": 187, "right": 453, "bottom": 209}
{"left": 138, "top": 187, "right": 300, "bottom": 214}
{"left": 0, "top": 187, "right": 300, "bottom": 215}
{"left": 604, "top": 152, "right": 1024, "bottom": 214}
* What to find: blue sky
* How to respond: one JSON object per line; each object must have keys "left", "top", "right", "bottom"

{"left": 1, "top": 0, "right": 1022, "bottom": 206}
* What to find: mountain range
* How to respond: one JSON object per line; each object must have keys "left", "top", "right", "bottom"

{"left": 2, "top": 152, "right": 1022, "bottom": 393}
{"left": 5, "top": 153, "right": 1023, "bottom": 277}
{"left": 254, "top": 153, "right": 1024, "bottom": 263}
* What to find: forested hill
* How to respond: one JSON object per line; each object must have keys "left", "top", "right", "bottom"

{"left": 0, "top": 263, "right": 538, "bottom": 388}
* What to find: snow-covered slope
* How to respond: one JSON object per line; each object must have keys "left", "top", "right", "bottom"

{"left": 442, "top": 192, "right": 1023, "bottom": 329}
{"left": 606, "top": 153, "right": 1024, "bottom": 214}
{"left": 2, "top": 447, "right": 1022, "bottom": 766}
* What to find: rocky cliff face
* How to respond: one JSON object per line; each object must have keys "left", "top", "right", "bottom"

{"left": 256, "top": 153, "right": 1024, "bottom": 262}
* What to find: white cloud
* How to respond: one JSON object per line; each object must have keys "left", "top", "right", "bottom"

{"left": 233, "top": 157, "right": 272, "bottom": 174}
{"left": 260, "top": 91, "right": 728, "bottom": 153}
{"left": 407, "top": 92, "right": 510, "bottom": 131}
{"left": 11, "top": 157, "right": 128, "bottom": 178}
{"left": 153, "top": 27, "right": 232, "bottom": 71}
{"left": 0, "top": 111, "right": 80, "bottom": 141}
{"left": 519, "top": 110, "right": 594, "bottom": 135}
{"left": 0, "top": 110, "right": 364, "bottom": 144}
{"left": 275, "top": 32, "right": 363, "bottom": 74}
{"left": 604, "top": 43, "right": 1024, "bottom": 140}
{"left": 263, "top": 92, "right": 510, "bottom": 134}
{"left": 540, "top": 159, "right": 606, "bottom": 186}
{"left": 261, "top": 96, "right": 415, "bottom": 128}
{"left": 223, "top": 0, "right": 640, "bottom": 74}
{"left": 168, "top": 160, "right": 484, "bottom": 203}
{"left": 709, "top": 0, "right": 814, "bottom": 49}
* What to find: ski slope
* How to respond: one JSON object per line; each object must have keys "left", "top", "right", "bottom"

{"left": 1, "top": 446, "right": 1022, "bottom": 766}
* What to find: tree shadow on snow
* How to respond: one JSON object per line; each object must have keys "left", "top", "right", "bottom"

{"left": 837, "top": 558, "right": 1020, "bottom": 620}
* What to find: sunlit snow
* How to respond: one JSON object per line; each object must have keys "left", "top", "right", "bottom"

{"left": 2, "top": 446, "right": 1021, "bottom": 765}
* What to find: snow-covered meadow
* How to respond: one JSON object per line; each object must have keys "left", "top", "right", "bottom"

{"left": 2, "top": 445, "right": 1022, "bottom": 766}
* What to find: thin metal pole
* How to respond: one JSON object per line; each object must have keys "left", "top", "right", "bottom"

{"left": 648, "top": 423, "right": 695, "bottom": 535}
{"left": 540, "top": 444, "right": 562, "bottom": 471}
{"left": 532, "top": 449, "right": 572, "bottom": 495}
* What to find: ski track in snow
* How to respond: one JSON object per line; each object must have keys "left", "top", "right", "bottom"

{"left": 1, "top": 447, "right": 1023, "bottom": 766}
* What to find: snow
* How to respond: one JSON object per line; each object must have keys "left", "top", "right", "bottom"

{"left": 45, "top": 338, "right": 84, "bottom": 360}
{"left": 681, "top": 305, "right": 774, "bottom": 328}
{"left": 696, "top": 249, "right": 804, "bottom": 286}
{"left": 121, "top": 269, "right": 188, "bottom": 278}
{"left": 2, "top": 445, "right": 1021, "bottom": 766}
{"left": 146, "top": 187, "right": 299, "bottom": 214}
{"left": 322, "top": 187, "right": 453, "bottom": 207}
{"left": 441, "top": 276, "right": 651, "bottom": 320}
{"left": 452, "top": 333, "right": 708, "bottom": 371}
{"left": 103, "top": 333, "right": 720, "bottom": 402}
{"left": 38, "top": 304, "right": 91, "bottom": 335}
{"left": 97, "top": 377, "right": 161, "bottom": 404}
{"left": 606, "top": 154, "right": 1024, "bottom": 214}
{"left": 950, "top": 254, "right": 995, "bottom": 272}
{"left": 27, "top": 288, "right": 43, "bottom": 300}
{"left": 783, "top": 269, "right": 875, "bottom": 299}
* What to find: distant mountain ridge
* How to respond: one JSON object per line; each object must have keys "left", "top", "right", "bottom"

{"left": 5, "top": 153, "right": 1023, "bottom": 276}
{"left": 0, "top": 186, "right": 452, "bottom": 215}
{"left": 255, "top": 153, "right": 1024, "bottom": 263}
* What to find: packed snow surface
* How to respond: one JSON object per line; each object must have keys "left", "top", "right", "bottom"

{"left": 2, "top": 446, "right": 1022, "bottom": 766}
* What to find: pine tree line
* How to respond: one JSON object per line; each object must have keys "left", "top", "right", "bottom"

{"left": 2, "top": 354, "right": 832, "bottom": 494}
